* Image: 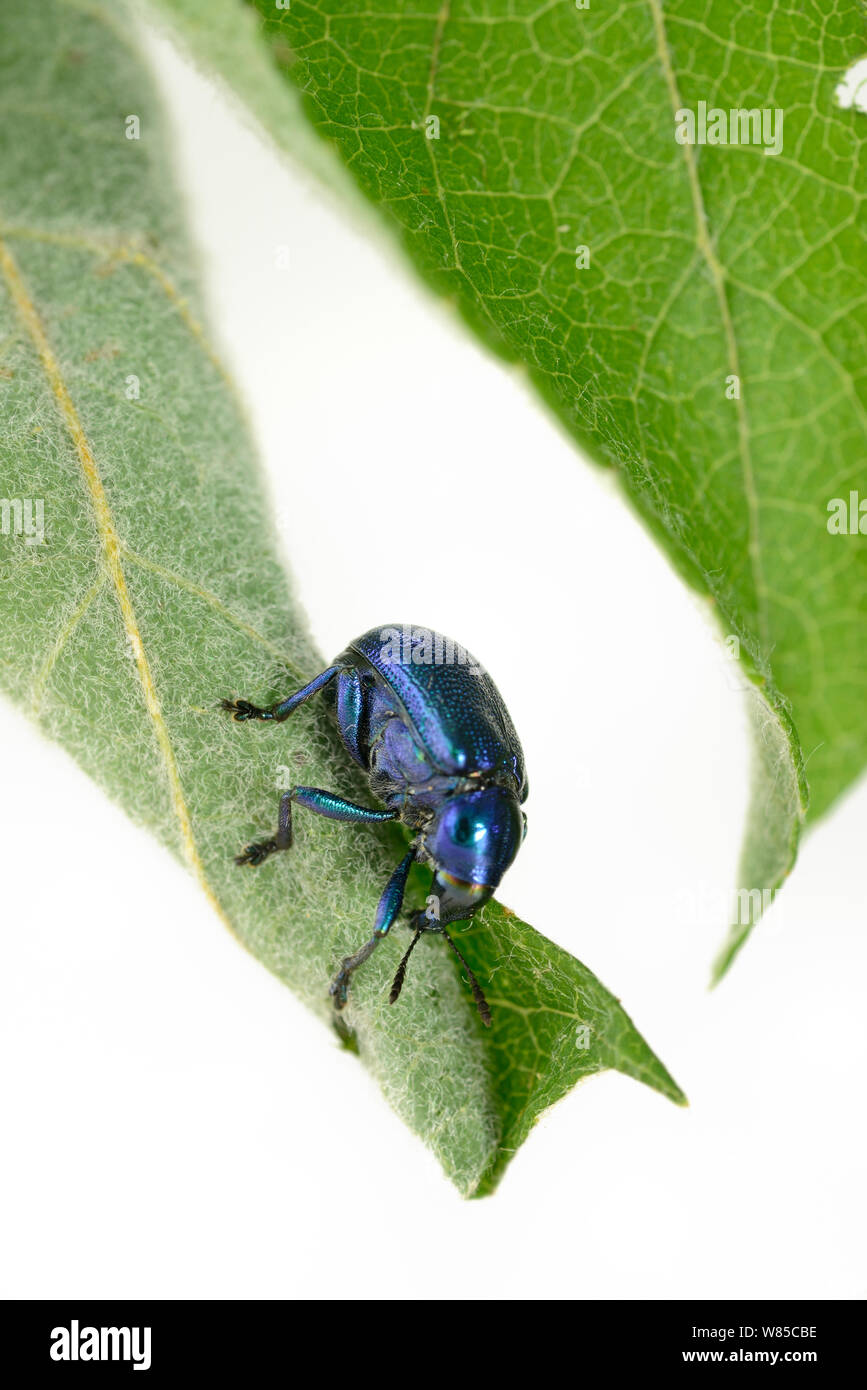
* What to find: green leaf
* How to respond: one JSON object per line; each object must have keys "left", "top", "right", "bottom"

{"left": 144, "top": 0, "right": 367, "bottom": 209}
{"left": 0, "top": 0, "right": 683, "bottom": 1197}
{"left": 204, "top": 0, "right": 867, "bottom": 975}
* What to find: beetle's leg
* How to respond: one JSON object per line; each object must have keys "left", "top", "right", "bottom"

{"left": 235, "top": 787, "right": 397, "bottom": 867}
{"left": 220, "top": 664, "right": 340, "bottom": 723}
{"left": 330, "top": 849, "right": 415, "bottom": 1010}
{"left": 335, "top": 667, "right": 365, "bottom": 764}
{"left": 290, "top": 787, "right": 398, "bottom": 824}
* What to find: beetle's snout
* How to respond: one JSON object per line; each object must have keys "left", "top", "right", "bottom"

{"left": 426, "top": 872, "right": 493, "bottom": 926}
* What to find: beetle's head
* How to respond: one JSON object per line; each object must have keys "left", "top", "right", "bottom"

{"left": 422, "top": 785, "right": 525, "bottom": 925}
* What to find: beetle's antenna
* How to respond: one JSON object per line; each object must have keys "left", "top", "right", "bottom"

{"left": 389, "top": 928, "right": 424, "bottom": 1005}
{"left": 441, "top": 928, "right": 492, "bottom": 1028}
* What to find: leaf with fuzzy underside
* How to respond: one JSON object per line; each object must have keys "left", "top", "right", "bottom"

{"left": 0, "top": 0, "right": 683, "bottom": 1197}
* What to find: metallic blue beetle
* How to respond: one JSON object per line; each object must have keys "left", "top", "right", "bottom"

{"left": 221, "top": 624, "right": 528, "bottom": 1026}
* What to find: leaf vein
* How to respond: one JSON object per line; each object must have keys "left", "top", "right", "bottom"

{"left": 0, "top": 232, "right": 227, "bottom": 925}
{"left": 648, "top": 0, "right": 770, "bottom": 661}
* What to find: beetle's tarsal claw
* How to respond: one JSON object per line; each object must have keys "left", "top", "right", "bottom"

{"left": 220, "top": 697, "right": 268, "bottom": 722}
{"left": 329, "top": 968, "right": 349, "bottom": 1010}
{"left": 329, "top": 930, "right": 390, "bottom": 1011}
{"left": 234, "top": 838, "right": 278, "bottom": 866}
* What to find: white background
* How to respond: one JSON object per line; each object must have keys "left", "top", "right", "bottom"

{"left": 1, "top": 30, "right": 865, "bottom": 1301}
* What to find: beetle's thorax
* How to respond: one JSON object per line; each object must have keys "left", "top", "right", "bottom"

{"left": 390, "top": 765, "right": 517, "bottom": 826}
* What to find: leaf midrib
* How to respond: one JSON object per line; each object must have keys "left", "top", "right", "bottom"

{"left": 648, "top": 0, "right": 769, "bottom": 655}
{"left": 0, "top": 230, "right": 225, "bottom": 921}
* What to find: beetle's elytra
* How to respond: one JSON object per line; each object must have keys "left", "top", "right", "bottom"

{"left": 220, "top": 625, "right": 528, "bottom": 1026}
